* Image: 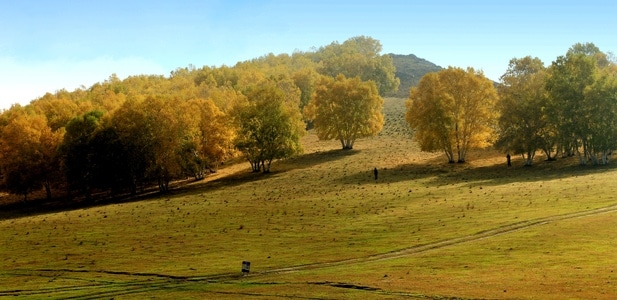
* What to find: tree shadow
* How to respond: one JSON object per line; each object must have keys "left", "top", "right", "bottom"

{"left": 0, "top": 149, "right": 360, "bottom": 220}
{"left": 0, "top": 183, "right": 167, "bottom": 221}
{"left": 423, "top": 155, "right": 617, "bottom": 187}
{"left": 328, "top": 153, "right": 447, "bottom": 185}
{"left": 169, "top": 148, "right": 361, "bottom": 195}
{"left": 279, "top": 149, "right": 361, "bottom": 171}
{"left": 335, "top": 154, "right": 617, "bottom": 188}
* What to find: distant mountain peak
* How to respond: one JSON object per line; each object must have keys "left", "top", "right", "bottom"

{"left": 386, "top": 53, "right": 442, "bottom": 98}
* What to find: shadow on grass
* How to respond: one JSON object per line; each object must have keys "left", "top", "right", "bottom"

{"left": 0, "top": 149, "right": 359, "bottom": 220}
{"left": 4, "top": 149, "right": 615, "bottom": 220}
{"left": 335, "top": 154, "right": 617, "bottom": 188}
{"left": 279, "top": 148, "right": 361, "bottom": 171}
{"left": 0, "top": 183, "right": 168, "bottom": 221}
{"left": 425, "top": 156, "right": 617, "bottom": 187}
{"left": 165, "top": 149, "right": 361, "bottom": 195}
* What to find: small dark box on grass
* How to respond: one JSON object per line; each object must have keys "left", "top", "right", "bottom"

{"left": 242, "top": 261, "right": 251, "bottom": 274}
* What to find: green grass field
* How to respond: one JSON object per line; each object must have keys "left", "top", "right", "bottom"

{"left": 1, "top": 98, "right": 617, "bottom": 299}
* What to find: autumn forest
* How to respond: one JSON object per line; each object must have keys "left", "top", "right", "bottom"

{"left": 1, "top": 36, "right": 616, "bottom": 206}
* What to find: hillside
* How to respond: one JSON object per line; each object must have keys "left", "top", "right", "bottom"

{"left": 1, "top": 44, "right": 616, "bottom": 299}
{"left": 2, "top": 96, "right": 617, "bottom": 299}
{"left": 387, "top": 53, "right": 442, "bottom": 98}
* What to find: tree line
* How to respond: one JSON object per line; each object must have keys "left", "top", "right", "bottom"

{"left": 2, "top": 39, "right": 615, "bottom": 203}
{"left": 0, "top": 36, "right": 395, "bottom": 202}
{"left": 406, "top": 43, "right": 617, "bottom": 166}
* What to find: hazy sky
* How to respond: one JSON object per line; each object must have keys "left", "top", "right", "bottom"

{"left": 1, "top": 0, "right": 616, "bottom": 109}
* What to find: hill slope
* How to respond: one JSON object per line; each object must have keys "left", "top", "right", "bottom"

{"left": 2, "top": 88, "right": 617, "bottom": 299}
{"left": 387, "top": 53, "right": 442, "bottom": 98}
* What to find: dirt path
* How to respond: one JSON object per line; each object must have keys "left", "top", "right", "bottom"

{"left": 5, "top": 203, "right": 617, "bottom": 299}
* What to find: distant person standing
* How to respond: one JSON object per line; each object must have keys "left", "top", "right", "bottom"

{"left": 373, "top": 167, "right": 378, "bottom": 180}
{"left": 506, "top": 153, "right": 512, "bottom": 167}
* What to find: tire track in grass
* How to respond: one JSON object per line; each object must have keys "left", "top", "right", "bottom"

{"left": 5, "top": 204, "right": 617, "bottom": 298}
{"left": 63, "top": 282, "right": 176, "bottom": 300}
{"left": 255, "top": 203, "right": 617, "bottom": 274}
{"left": 0, "top": 271, "right": 171, "bottom": 298}
{"left": 0, "top": 269, "right": 244, "bottom": 299}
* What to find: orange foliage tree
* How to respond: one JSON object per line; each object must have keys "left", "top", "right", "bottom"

{"left": 0, "top": 112, "right": 63, "bottom": 201}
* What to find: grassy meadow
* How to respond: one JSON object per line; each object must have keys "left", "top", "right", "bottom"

{"left": 1, "top": 98, "right": 617, "bottom": 299}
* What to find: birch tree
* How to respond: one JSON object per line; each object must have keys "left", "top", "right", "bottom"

{"left": 304, "top": 74, "right": 384, "bottom": 150}
{"left": 496, "top": 56, "right": 553, "bottom": 166}
{"left": 546, "top": 43, "right": 617, "bottom": 165}
{"left": 406, "top": 67, "right": 498, "bottom": 163}
{"left": 233, "top": 81, "right": 305, "bottom": 173}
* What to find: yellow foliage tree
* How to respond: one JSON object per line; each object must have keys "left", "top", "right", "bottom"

{"left": 112, "top": 96, "right": 198, "bottom": 192}
{"left": 406, "top": 67, "right": 498, "bottom": 163}
{"left": 316, "top": 36, "right": 399, "bottom": 96}
{"left": 190, "top": 98, "right": 236, "bottom": 173}
{"left": 30, "top": 91, "right": 80, "bottom": 131}
{"left": 0, "top": 113, "right": 64, "bottom": 201}
{"left": 304, "top": 74, "right": 384, "bottom": 150}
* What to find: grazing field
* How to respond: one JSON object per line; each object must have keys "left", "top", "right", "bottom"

{"left": 1, "top": 98, "right": 617, "bottom": 299}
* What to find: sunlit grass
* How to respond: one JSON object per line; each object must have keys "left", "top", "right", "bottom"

{"left": 1, "top": 98, "right": 617, "bottom": 299}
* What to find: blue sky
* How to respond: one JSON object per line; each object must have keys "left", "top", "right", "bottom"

{"left": 1, "top": 0, "right": 616, "bottom": 109}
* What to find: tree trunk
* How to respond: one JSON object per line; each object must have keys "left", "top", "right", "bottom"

{"left": 158, "top": 178, "right": 164, "bottom": 192}
{"left": 444, "top": 148, "right": 454, "bottom": 163}
{"left": 263, "top": 159, "right": 273, "bottom": 173}
{"left": 543, "top": 148, "right": 557, "bottom": 161}
{"left": 341, "top": 139, "right": 354, "bottom": 150}
{"left": 456, "top": 142, "right": 465, "bottom": 163}
{"left": 602, "top": 150, "right": 610, "bottom": 165}
{"left": 158, "top": 176, "right": 170, "bottom": 193}
{"left": 457, "top": 149, "right": 466, "bottom": 163}
{"left": 523, "top": 150, "right": 535, "bottom": 166}
{"left": 130, "top": 177, "right": 137, "bottom": 195}
{"left": 250, "top": 160, "right": 261, "bottom": 172}
{"left": 44, "top": 181, "right": 52, "bottom": 200}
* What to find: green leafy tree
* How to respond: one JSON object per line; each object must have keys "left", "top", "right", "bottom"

{"left": 546, "top": 53, "right": 595, "bottom": 161}
{"left": 233, "top": 81, "right": 305, "bottom": 173}
{"left": 496, "top": 56, "right": 553, "bottom": 166}
{"left": 88, "top": 126, "right": 134, "bottom": 194}
{"left": 61, "top": 111, "right": 105, "bottom": 199}
{"left": 316, "top": 36, "right": 400, "bottom": 96}
{"left": 304, "top": 74, "right": 384, "bottom": 150}
{"left": 109, "top": 100, "right": 151, "bottom": 194}
{"left": 406, "top": 67, "right": 498, "bottom": 163}
{"left": 580, "top": 65, "right": 617, "bottom": 164}
{"left": 545, "top": 43, "right": 616, "bottom": 164}
{"left": 292, "top": 67, "right": 320, "bottom": 110}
